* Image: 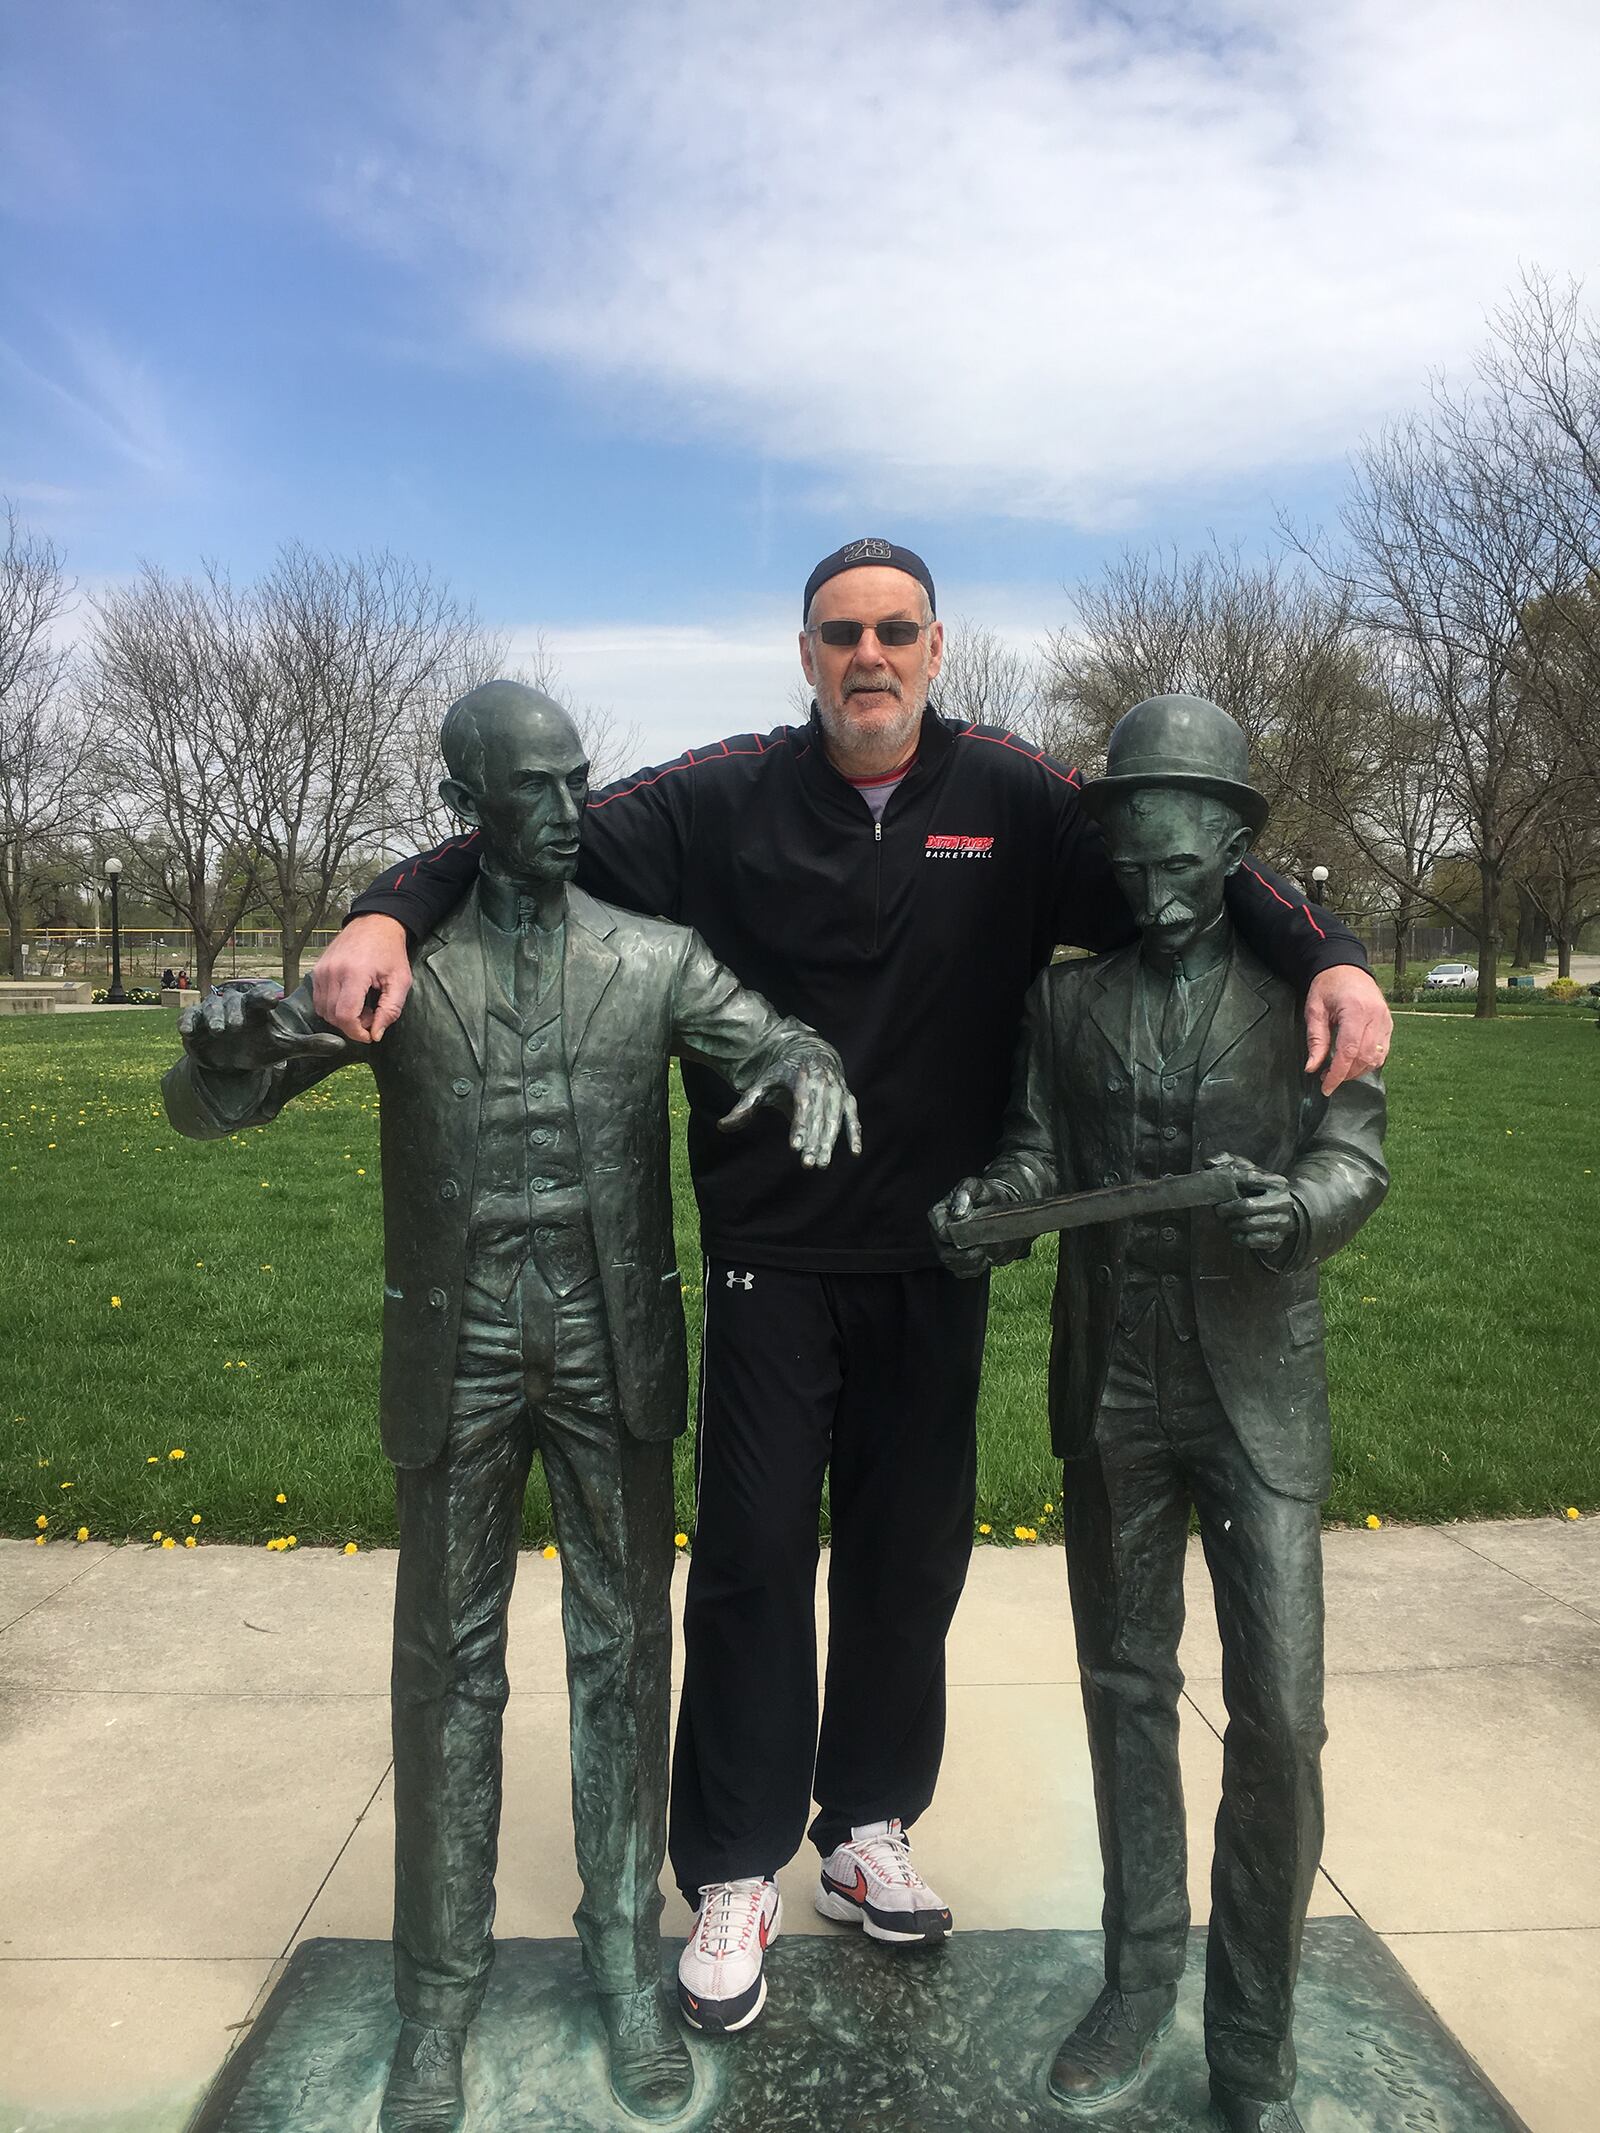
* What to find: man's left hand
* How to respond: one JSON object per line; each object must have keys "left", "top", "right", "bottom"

{"left": 1305, "top": 967, "right": 1391, "bottom": 1094}
{"left": 719, "top": 1048, "right": 862, "bottom": 1168}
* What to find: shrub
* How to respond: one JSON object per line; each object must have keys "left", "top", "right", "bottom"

{"left": 1546, "top": 977, "right": 1582, "bottom": 1002}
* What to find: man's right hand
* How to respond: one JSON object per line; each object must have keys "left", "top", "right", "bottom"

{"left": 180, "top": 987, "right": 346, "bottom": 1074}
{"left": 928, "top": 1176, "right": 1024, "bottom": 1279}
{"left": 310, "top": 915, "right": 413, "bottom": 1042}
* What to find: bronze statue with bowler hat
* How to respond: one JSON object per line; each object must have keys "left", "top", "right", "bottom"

{"left": 931, "top": 696, "right": 1388, "bottom": 2133}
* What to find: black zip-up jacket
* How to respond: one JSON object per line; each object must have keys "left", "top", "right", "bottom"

{"left": 350, "top": 710, "right": 1366, "bottom": 1273}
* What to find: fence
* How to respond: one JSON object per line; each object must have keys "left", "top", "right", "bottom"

{"left": 16, "top": 929, "right": 345, "bottom": 982}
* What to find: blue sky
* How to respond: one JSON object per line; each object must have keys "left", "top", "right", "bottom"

{"left": 6, "top": 0, "right": 1598, "bottom": 758}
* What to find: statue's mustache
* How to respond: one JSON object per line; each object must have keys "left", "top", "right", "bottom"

{"left": 1142, "top": 897, "right": 1195, "bottom": 929}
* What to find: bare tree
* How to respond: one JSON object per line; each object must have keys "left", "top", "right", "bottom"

{"left": 85, "top": 565, "right": 263, "bottom": 994}
{"left": 1320, "top": 380, "right": 1563, "bottom": 1014}
{"left": 0, "top": 506, "right": 88, "bottom": 976}
{"left": 934, "top": 619, "right": 1040, "bottom": 732}
{"left": 243, "top": 545, "right": 501, "bottom": 987}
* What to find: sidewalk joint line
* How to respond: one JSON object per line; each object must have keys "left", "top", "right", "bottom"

{"left": 1440, "top": 1526, "right": 1600, "bottom": 1631}
{"left": 277, "top": 1758, "right": 395, "bottom": 1965}
{"left": 0, "top": 1552, "right": 116, "bottom": 1639}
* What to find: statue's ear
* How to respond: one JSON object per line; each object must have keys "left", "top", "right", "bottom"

{"left": 439, "top": 777, "right": 481, "bottom": 827}
{"left": 1221, "top": 822, "right": 1254, "bottom": 876}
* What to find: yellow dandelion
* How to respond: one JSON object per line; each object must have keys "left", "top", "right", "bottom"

{"left": 275, "top": 1491, "right": 287, "bottom": 1504}
{"left": 1014, "top": 1525, "right": 1030, "bottom": 1541}
{"left": 34, "top": 1514, "right": 47, "bottom": 1530}
{"left": 1566, "top": 1507, "right": 1581, "bottom": 1521}
{"left": 191, "top": 1513, "right": 202, "bottom": 1525}
{"left": 184, "top": 1535, "right": 197, "bottom": 1548}
{"left": 34, "top": 1533, "right": 45, "bottom": 1546}
{"left": 195, "top": 1260, "right": 204, "bottom": 1268}
{"left": 76, "top": 1526, "right": 89, "bottom": 1543}
{"left": 978, "top": 1522, "right": 992, "bottom": 1535}
{"left": 260, "top": 1264, "right": 272, "bottom": 1272}
{"left": 152, "top": 1530, "right": 163, "bottom": 1541}
{"left": 286, "top": 1535, "right": 297, "bottom": 1547}
{"left": 146, "top": 1455, "right": 159, "bottom": 1464}
{"left": 224, "top": 1361, "right": 234, "bottom": 1369}
{"left": 59, "top": 1480, "right": 73, "bottom": 1489}
{"left": 542, "top": 1544, "right": 558, "bottom": 1560}
{"left": 343, "top": 1541, "right": 359, "bottom": 1555}
{"left": 356, "top": 1167, "right": 366, "bottom": 1176}
{"left": 674, "top": 1532, "right": 688, "bottom": 1548}
{"left": 1365, "top": 1514, "right": 1382, "bottom": 1530}
{"left": 168, "top": 1448, "right": 185, "bottom": 1461}
{"left": 110, "top": 1295, "right": 121, "bottom": 1308}
{"left": 161, "top": 1536, "right": 175, "bottom": 1550}
{"left": 1043, "top": 1502, "right": 1054, "bottom": 1515}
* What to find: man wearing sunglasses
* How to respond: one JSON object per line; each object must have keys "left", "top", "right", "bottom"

{"left": 312, "top": 536, "right": 1392, "bottom": 2038}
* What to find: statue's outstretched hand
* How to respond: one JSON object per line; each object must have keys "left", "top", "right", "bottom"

{"left": 180, "top": 987, "right": 346, "bottom": 1074}
{"left": 928, "top": 1176, "right": 1026, "bottom": 1278}
{"left": 718, "top": 1047, "right": 862, "bottom": 1169}
{"left": 1208, "top": 1154, "right": 1298, "bottom": 1256}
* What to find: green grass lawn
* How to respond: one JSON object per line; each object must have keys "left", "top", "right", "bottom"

{"left": 2, "top": 1010, "right": 1596, "bottom": 1549}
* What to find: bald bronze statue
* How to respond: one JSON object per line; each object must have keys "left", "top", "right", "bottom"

{"left": 931, "top": 697, "right": 1388, "bottom": 2133}
{"left": 165, "top": 683, "right": 858, "bottom": 2130}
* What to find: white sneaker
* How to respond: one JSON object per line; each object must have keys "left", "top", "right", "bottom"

{"left": 815, "top": 1819, "right": 953, "bottom": 1943}
{"left": 676, "top": 1878, "right": 781, "bottom": 2033}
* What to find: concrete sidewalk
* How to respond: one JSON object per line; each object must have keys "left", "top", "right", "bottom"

{"left": 1, "top": 1517, "right": 1595, "bottom": 2131}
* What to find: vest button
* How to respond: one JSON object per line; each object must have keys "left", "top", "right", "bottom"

{"left": 452, "top": 1078, "right": 472, "bottom": 1097}
{"left": 535, "top": 1226, "right": 556, "bottom": 1244}
{"left": 1162, "top": 1126, "right": 1178, "bottom": 1141}
{"left": 526, "top": 1032, "right": 546, "bottom": 1053}
{"left": 1095, "top": 1265, "right": 1111, "bottom": 1285}
{"left": 439, "top": 1179, "right": 459, "bottom": 1201}
{"left": 1161, "top": 1226, "right": 1176, "bottom": 1241}
{"left": 1163, "top": 1076, "right": 1177, "bottom": 1090}
{"left": 427, "top": 1287, "right": 447, "bottom": 1309}
{"left": 528, "top": 1082, "right": 549, "bottom": 1101}
{"left": 532, "top": 1177, "right": 555, "bottom": 1193}
{"left": 529, "top": 1129, "right": 553, "bottom": 1147}
{"left": 1106, "top": 1078, "right": 1121, "bottom": 1093}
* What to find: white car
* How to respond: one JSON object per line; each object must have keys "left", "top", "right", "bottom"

{"left": 1423, "top": 962, "right": 1477, "bottom": 989}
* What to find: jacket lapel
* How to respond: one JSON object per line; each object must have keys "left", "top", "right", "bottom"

{"left": 1087, "top": 944, "right": 1140, "bottom": 1076}
{"left": 417, "top": 887, "right": 488, "bottom": 1073}
{"left": 562, "top": 885, "right": 620, "bottom": 1063}
{"left": 1200, "top": 942, "right": 1274, "bottom": 1079}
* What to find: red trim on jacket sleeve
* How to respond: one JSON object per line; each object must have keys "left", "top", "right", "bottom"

{"left": 1242, "top": 861, "right": 1327, "bottom": 940}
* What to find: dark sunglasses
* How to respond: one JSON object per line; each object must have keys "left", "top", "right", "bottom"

{"left": 811, "top": 618, "right": 930, "bottom": 649}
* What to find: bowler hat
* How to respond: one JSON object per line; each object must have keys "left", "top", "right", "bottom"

{"left": 1078, "top": 694, "right": 1270, "bottom": 837}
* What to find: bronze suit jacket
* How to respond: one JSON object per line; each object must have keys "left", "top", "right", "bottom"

{"left": 984, "top": 939, "right": 1388, "bottom": 1500}
{"left": 164, "top": 883, "right": 836, "bottom": 1467}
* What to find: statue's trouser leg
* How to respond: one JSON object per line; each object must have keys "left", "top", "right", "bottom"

{"left": 1062, "top": 1317, "right": 1194, "bottom": 1997}
{"left": 1191, "top": 1449, "right": 1325, "bottom": 2104}
{"left": 668, "top": 1262, "right": 986, "bottom": 1901}
{"left": 534, "top": 1283, "right": 674, "bottom": 1996}
{"left": 391, "top": 1287, "right": 535, "bottom": 2031}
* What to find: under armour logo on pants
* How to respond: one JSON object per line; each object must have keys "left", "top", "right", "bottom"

{"left": 726, "top": 1270, "right": 754, "bottom": 1290}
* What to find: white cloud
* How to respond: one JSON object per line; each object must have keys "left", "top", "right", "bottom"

{"left": 329, "top": 0, "right": 1600, "bottom": 525}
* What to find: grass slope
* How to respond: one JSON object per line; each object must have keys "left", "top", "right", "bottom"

{"left": 2, "top": 1012, "right": 1596, "bottom": 1548}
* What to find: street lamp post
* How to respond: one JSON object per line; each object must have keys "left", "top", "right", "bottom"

{"left": 1310, "top": 864, "right": 1330, "bottom": 911}
{"left": 104, "top": 858, "right": 127, "bottom": 1005}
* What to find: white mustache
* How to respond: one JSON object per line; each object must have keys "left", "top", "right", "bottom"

{"left": 1143, "top": 898, "right": 1195, "bottom": 928}
{"left": 843, "top": 671, "right": 902, "bottom": 701}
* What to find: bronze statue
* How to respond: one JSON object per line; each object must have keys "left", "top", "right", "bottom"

{"left": 164, "top": 682, "right": 859, "bottom": 2131}
{"left": 930, "top": 696, "right": 1388, "bottom": 2133}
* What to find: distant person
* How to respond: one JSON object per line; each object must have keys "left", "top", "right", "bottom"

{"left": 161, "top": 969, "right": 176, "bottom": 990}
{"left": 310, "top": 537, "right": 1394, "bottom": 2037}
{"left": 176, "top": 969, "right": 190, "bottom": 993}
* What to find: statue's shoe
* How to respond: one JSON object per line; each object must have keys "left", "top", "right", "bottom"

{"left": 1046, "top": 1981, "right": 1177, "bottom": 2109}
{"left": 1210, "top": 2081, "right": 1306, "bottom": 2132}
{"left": 600, "top": 1985, "right": 696, "bottom": 2121}
{"left": 378, "top": 2020, "right": 466, "bottom": 2133}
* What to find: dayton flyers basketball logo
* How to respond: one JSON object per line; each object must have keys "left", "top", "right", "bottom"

{"left": 924, "top": 834, "right": 995, "bottom": 860}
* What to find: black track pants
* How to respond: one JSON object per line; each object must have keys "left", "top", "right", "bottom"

{"left": 668, "top": 1258, "right": 989, "bottom": 1903}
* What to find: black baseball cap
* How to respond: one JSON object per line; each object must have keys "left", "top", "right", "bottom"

{"left": 803, "top": 537, "right": 936, "bottom": 620}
